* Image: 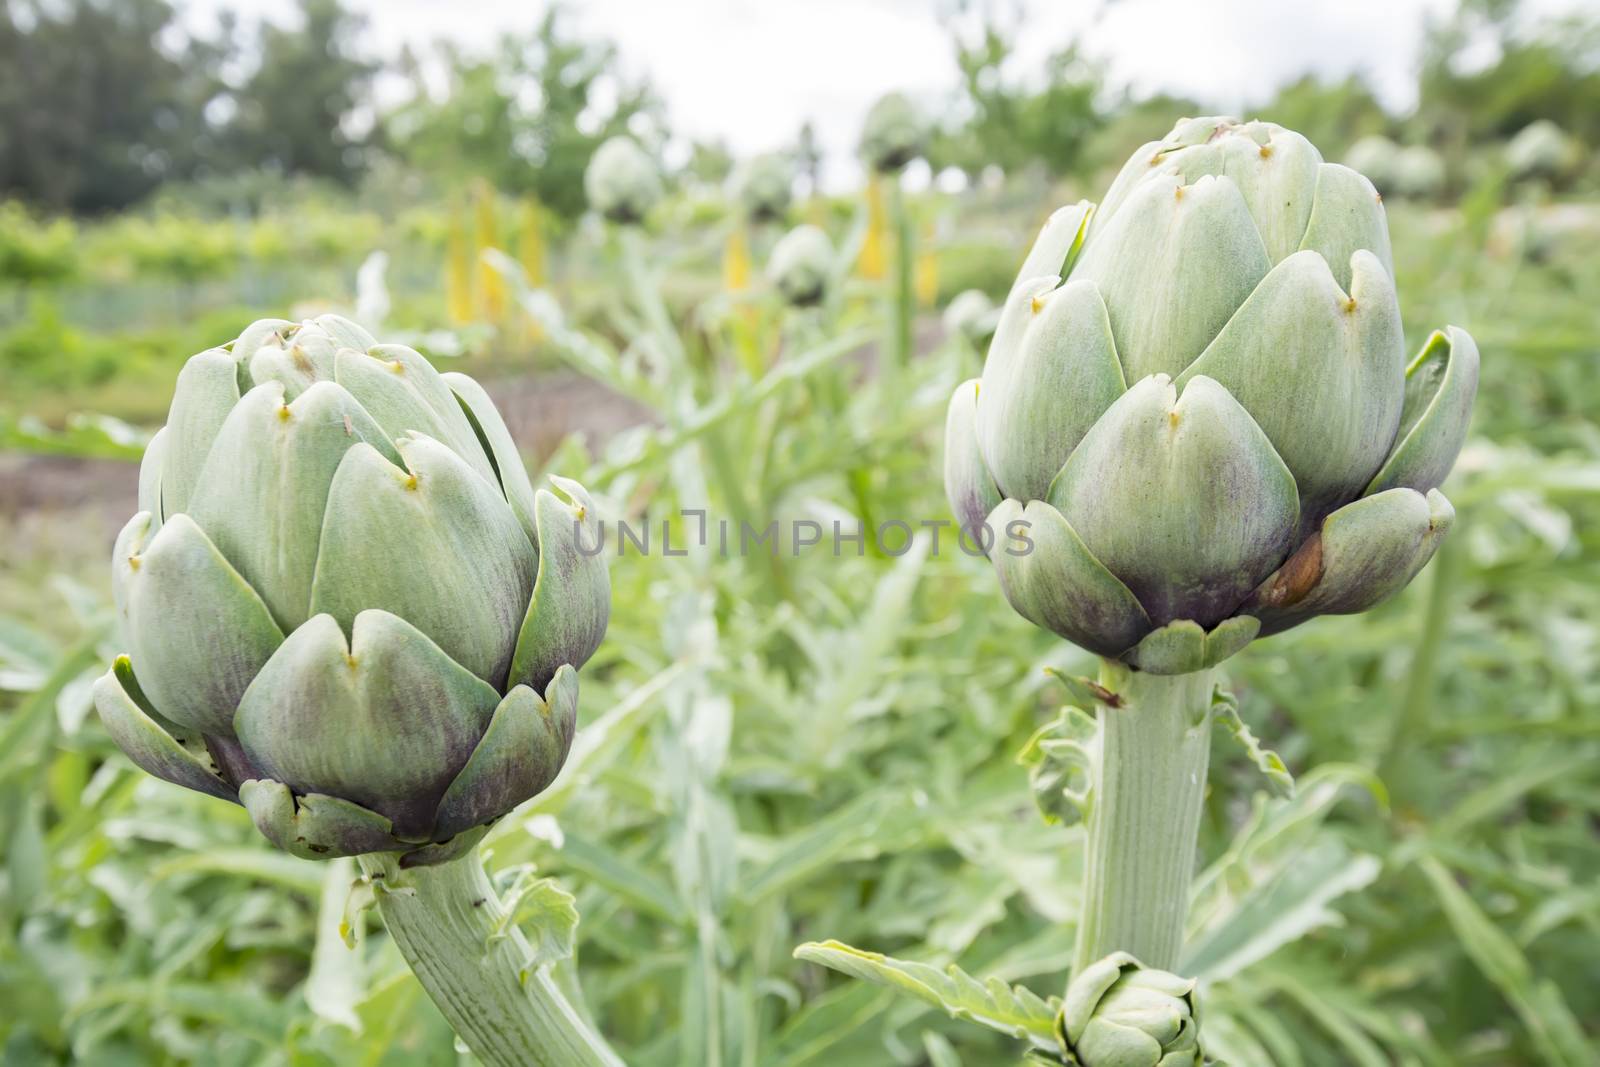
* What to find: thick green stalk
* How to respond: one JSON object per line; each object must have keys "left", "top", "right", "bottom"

{"left": 1072, "top": 661, "right": 1214, "bottom": 976}
{"left": 886, "top": 179, "right": 914, "bottom": 397}
{"left": 357, "top": 850, "right": 623, "bottom": 1067}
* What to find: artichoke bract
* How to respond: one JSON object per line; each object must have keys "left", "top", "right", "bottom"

{"left": 766, "top": 224, "right": 834, "bottom": 306}
{"left": 95, "top": 315, "right": 610, "bottom": 866}
{"left": 858, "top": 92, "right": 926, "bottom": 174}
{"left": 945, "top": 117, "right": 1479, "bottom": 674}
{"left": 1058, "top": 952, "right": 1202, "bottom": 1067}
{"left": 584, "top": 135, "right": 662, "bottom": 224}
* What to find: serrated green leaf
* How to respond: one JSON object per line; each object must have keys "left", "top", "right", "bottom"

{"left": 794, "top": 940, "right": 1059, "bottom": 1049}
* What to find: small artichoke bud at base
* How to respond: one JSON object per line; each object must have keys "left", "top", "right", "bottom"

{"left": 766, "top": 224, "right": 834, "bottom": 307}
{"left": 96, "top": 315, "right": 611, "bottom": 865}
{"left": 585, "top": 135, "right": 663, "bottom": 225}
{"left": 945, "top": 116, "right": 1479, "bottom": 674}
{"left": 1058, "top": 952, "right": 1203, "bottom": 1067}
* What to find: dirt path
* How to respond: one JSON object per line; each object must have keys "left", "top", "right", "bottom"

{"left": 0, "top": 372, "right": 654, "bottom": 585}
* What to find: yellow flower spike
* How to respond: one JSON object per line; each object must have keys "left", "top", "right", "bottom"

{"left": 444, "top": 200, "right": 474, "bottom": 326}
{"left": 858, "top": 172, "right": 886, "bottom": 281}
{"left": 473, "top": 182, "right": 507, "bottom": 326}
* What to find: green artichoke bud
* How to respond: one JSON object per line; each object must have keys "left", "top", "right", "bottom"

{"left": 1342, "top": 135, "right": 1398, "bottom": 197}
{"left": 1058, "top": 953, "right": 1202, "bottom": 1067}
{"left": 735, "top": 153, "right": 795, "bottom": 222}
{"left": 946, "top": 117, "right": 1478, "bottom": 674}
{"left": 766, "top": 224, "right": 834, "bottom": 307}
{"left": 1391, "top": 144, "right": 1446, "bottom": 200}
{"left": 1506, "top": 120, "right": 1576, "bottom": 183}
{"left": 858, "top": 92, "right": 926, "bottom": 174}
{"left": 942, "top": 289, "right": 997, "bottom": 346}
{"left": 584, "top": 135, "right": 663, "bottom": 224}
{"left": 96, "top": 315, "right": 610, "bottom": 865}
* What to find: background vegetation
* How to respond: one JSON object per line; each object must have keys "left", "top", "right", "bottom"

{"left": 2, "top": 0, "right": 1598, "bottom": 1063}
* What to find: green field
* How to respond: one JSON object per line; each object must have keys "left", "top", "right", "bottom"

{"left": 3, "top": 2, "right": 1600, "bottom": 1065}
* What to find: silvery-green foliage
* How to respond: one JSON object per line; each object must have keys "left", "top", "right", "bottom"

{"left": 859, "top": 91, "right": 926, "bottom": 174}
{"left": 585, "top": 136, "right": 663, "bottom": 225}
{"left": 946, "top": 117, "right": 1479, "bottom": 673}
{"left": 766, "top": 223, "right": 834, "bottom": 307}
{"left": 96, "top": 315, "right": 610, "bottom": 864}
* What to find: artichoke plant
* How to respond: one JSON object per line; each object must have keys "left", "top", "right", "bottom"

{"left": 1507, "top": 119, "right": 1576, "bottom": 183}
{"left": 95, "top": 314, "right": 610, "bottom": 867}
{"left": 859, "top": 92, "right": 926, "bottom": 174}
{"left": 946, "top": 115, "right": 1478, "bottom": 676}
{"left": 1343, "top": 135, "right": 1398, "bottom": 197}
{"left": 1393, "top": 144, "right": 1446, "bottom": 200}
{"left": 942, "top": 288, "right": 997, "bottom": 347}
{"left": 735, "top": 153, "right": 795, "bottom": 222}
{"left": 766, "top": 223, "right": 834, "bottom": 307}
{"left": 585, "top": 135, "right": 662, "bottom": 224}
{"left": 1058, "top": 953, "right": 1202, "bottom": 1067}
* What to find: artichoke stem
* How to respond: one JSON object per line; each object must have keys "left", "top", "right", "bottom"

{"left": 358, "top": 849, "right": 624, "bottom": 1067}
{"left": 886, "top": 178, "right": 915, "bottom": 396}
{"left": 1072, "top": 661, "right": 1214, "bottom": 977}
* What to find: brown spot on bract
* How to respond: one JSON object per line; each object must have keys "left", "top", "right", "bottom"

{"left": 1260, "top": 535, "right": 1324, "bottom": 608}
{"left": 1259, "top": 145, "right": 1273, "bottom": 159}
{"left": 290, "top": 345, "right": 315, "bottom": 374}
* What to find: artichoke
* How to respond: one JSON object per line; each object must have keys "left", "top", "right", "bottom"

{"left": 942, "top": 289, "right": 998, "bottom": 346}
{"left": 95, "top": 315, "right": 610, "bottom": 865}
{"left": 1506, "top": 119, "right": 1576, "bottom": 183}
{"left": 1392, "top": 144, "right": 1446, "bottom": 200}
{"left": 945, "top": 117, "right": 1479, "bottom": 675}
{"left": 858, "top": 92, "right": 926, "bottom": 174}
{"left": 1342, "top": 135, "right": 1398, "bottom": 197}
{"left": 1058, "top": 953, "right": 1202, "bottom": 1067}
{"left": 735, "top": 153, "right": 795, "bottom": 222}
{"left": 585, "top": 135, "right": 662, "bottom": 224}
{"left": 766, "top": 224, "right": 834, "bottom": 307}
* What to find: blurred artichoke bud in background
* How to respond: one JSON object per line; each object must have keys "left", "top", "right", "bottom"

{"left": 766, "top": 224, "right": 834, "bottom": 307}
{"left": 1342, "top": 135, "right": 1398, "bottom": 198}
{"left": 1506, "top": 119, "right": 1576, "bottom": 183}
{"left": 1392, "top": 144, "right": 1446, "bottom": 200}
{"left": 942, "top": 288, "right": 997, "bottom": 347}
{"left": 858, "top": 92, "right": 926, "bottom": 174}
{"left": 1058, "top": 952, "right": 1202, "bottom": 1067}
{"left": 735, "top": 153, "right": 795, "bottom": 222}
{"left": 96, "top": 315, "right": 610, "bottom": 865}
{"left": 585, "top": 135, "right": 663, "bottom": 224}
{"left": 945, "top": 117, "right": 1478, "bottom": 675}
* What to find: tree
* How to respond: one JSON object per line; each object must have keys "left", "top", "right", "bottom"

{"left": 385, "top": 9, "right": 660, "bottom": 220}
{"left": 223, "top": 0, "right": 377, "bottom": 184}
{"left": 0, "top": 0, "right": 223, "bottom": 213}
{"left": 1417, "top": 0, "right": 1600, "bottom": 148}
{"left": 929, "top": 9, "right": 1104, "bottom": 179}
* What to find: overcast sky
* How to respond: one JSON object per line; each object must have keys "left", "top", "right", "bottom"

{"left": 185, "top": 0, "right": 1583, "bottom": 183}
